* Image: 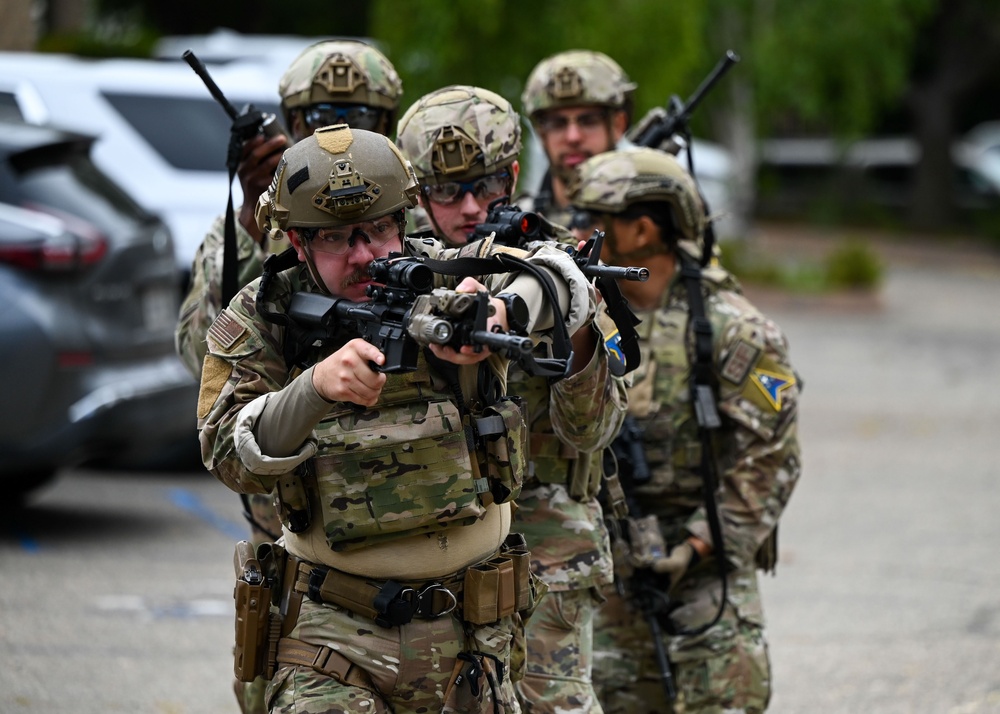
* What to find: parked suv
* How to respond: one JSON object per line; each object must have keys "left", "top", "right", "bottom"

{"left": 0, "top": 51, "right": 284, "bottom": 286}
{"left": 0, "top": 120, "right": 198, "bottom": 499}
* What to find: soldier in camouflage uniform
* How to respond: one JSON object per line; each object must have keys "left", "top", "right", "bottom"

{"left": 398, "top": 85, "right": 628, "bottom": 714}
{"left": 173, "top": 40, "right": 403, "bottom": 714}
{"left": 520, "top": 51, "right": 636, "bottom": 230}
{"left": 569, "top": 148, "right": 802, "bottom": 713}
{"left": 176, "top": 39, "right": 404, "bottom": 378}
{"left": 199, "top": 124, "right": 598, "bottom": 713}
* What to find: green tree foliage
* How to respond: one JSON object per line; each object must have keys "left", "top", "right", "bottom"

{"left": 370, "top": 0, "right": 708, "bottom": 121}
{"left": 747, "top": 0, "right": 936, "bottom": 137}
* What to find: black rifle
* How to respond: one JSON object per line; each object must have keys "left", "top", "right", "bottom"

{"left": 606, "top": 416, "right": 678, "bottom": 702}
{"left": 282, "top": 254, "right": 533, "bottom": 374}
{"left": 473, "top": 199, "right": 648, "bottom": 375}
{"left": 183, "top": 49, "right": 290, "bottom": 306}
{"left": 630, "top": 50, "right": 740, "bottom": 155}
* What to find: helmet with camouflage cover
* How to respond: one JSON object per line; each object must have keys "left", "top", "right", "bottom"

{"left": 570, "top": 147, "right": 706, "bottom": 259}
{"left": 396, "top": 85, "right": 521, "bottom": 186}
{"left": 279, "top": 40, "right": 403, "bottom": 132}
{"left": 522, "top": 50, "right": 637, "bottom": 123}
{"left": 256, "top": 124, "right": 419, "bottom": 239}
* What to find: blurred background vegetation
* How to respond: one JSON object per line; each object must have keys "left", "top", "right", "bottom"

{"left": 5, "top": 0, "right": 1000, "bottom": 289}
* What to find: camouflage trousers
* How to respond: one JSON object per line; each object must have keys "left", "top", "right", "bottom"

{"left": 515, "top": 587, "right": 604, "bottom": 714}
{"left": 592, "top": 573, "right": 771, "bottom": 714}
{"left": 235, "top": 493, "right": 283, "bottom": 714}
{"left": 266, "top": 597, "right": 522, "bottom": 714}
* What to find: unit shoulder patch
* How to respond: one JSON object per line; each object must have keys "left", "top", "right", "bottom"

{"left": 750, "top": 368, "right": 796, "bottom": 410}
{"left": 720, "top": 340, "right": 761, "bottom": 384}
{"left": 603, "top": 327, "right": 626, "bottom": 377}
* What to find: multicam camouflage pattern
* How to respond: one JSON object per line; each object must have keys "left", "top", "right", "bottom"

{"left": 594, "top": 586, "right": 770, "bottom": 714}
{"left": 522, "top": 50, "right": 636, "bottom": 120}
{"left": 310, "top": 386, "right": 489, "bottom": 551}
{"left": 511, "top": 354, "right": 623, "bottom": 593}
{"left": 570, "top": 148, "right": 707, "bottom": 261}
{"left": 198, "top": 231, "right": 591, "bottom": 533}
{"left": 396, "top": 85, "right": 521, "bottom": 185}
{"left": 267, "top": 598, "right": 520, "bottom": 713}
{"left": 515, "top": 587, "right": 602, "bottom": 714}
{"left": 257, "top": 126, "right": 419, "bottom": 237}
{"left": 175, "top": 215, "right": 270, "bottom": 378}
{"left": 200, "top": 260, "right": 485, "bottom": 514}
{"left": 506, "top": 283, "right": 626, "bottom": 714}
{"left": 198, "top": 225, "right": 592, "bottom": 712}
{"left": 278, "top": 39, "right": 403, "bottom": 118}
{"left": 592, "top": 265, "right": 801, "bottom": 713}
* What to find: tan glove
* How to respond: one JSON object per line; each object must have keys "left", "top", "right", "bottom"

{"left": 651, "top": 541, "right": 698, "bottom": 588}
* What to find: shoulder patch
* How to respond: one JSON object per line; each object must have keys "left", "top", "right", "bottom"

{"left": 603, "top": 327, "right": 626, "bottom": 377}
{"left": 750, "top": 369, "right": 796, "bottom": 410}
{"left": 208, "top": 311, "right": 248, "bottom": 353}
{"left": 720, "top": 340, "right": 761, "bottom": 384}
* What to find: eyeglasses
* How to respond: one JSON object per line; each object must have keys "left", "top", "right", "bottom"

{"left": 537, "top": 110, "right": 608, "bottom": 135}
{"left": 302, "top": 104, "right": 384, "bottom": 132}
{"left": 297, "top": 218, "right": 401, "bottom": 256}
{"left": 423, "top": 171, "right": 510, "bottom": 205}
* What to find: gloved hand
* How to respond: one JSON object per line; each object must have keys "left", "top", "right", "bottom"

{"left": 651, "top": 540, "right": 699, "bottom": 587}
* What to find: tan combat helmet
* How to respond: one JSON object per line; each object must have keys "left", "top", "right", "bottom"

{"left": 278, "top": 40, "right": 403, "bottom": 134}
{"left": 570, "top": 147, "right": 706, "bottom": 260}
{"left": 522, "top": 50, "right": 637, "bottom": 124}
{"left": 256, "top": 124, "right": 419, "bottom": 238}
{"left": 396, "top": 85, "right": 521, "bottom": 186}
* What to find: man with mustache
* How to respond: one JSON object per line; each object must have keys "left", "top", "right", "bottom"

{"left": 199, "top": 124, "right": 596, "bottom": 713}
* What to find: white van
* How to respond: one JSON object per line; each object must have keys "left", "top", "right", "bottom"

{"left": 0, "top": 51, "right": 286, "bottom": 284}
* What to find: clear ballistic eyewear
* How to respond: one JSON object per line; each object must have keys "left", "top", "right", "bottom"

{"left": 298, "top": 218, "right": 400, "bottom": 256}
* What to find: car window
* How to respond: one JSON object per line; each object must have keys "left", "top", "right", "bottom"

{"left": 102, "top": 92, "right": 282, "bottom": 172}
{"left": 0, "top": 92, "right": 25, "bottom": 122}
{"left": 12, "top": 142, "right": 151, "bottom": 234}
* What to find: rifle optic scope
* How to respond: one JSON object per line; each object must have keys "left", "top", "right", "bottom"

{"left": 367, "top": 258, "right": 435, "bottom": 293}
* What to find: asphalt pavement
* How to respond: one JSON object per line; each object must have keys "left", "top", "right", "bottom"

{"left": 1, "top": 224, "right": 998, "bottom": 713}
{"left": 748, "top": 225, "right": 1000, "bottom": 713}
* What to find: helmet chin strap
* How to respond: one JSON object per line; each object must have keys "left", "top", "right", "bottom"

{"left": 299, "top": 242, "right": 334, "bottom": 295}
{"left": 422, "top": 201, "right": 454, "bottom": 244}
{"left": 602, "top": 223, "right": 671, "bottom": 266}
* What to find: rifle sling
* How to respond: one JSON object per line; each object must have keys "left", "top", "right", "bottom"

{"left": 677, "top": 254, "right": 729, "bottom": 637}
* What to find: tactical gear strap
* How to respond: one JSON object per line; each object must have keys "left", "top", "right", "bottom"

{"left": 276, "top": 637, "right": 378, "bottom": 693}
{"left": 677, "top": 253, "right": 730, "bottom": 637}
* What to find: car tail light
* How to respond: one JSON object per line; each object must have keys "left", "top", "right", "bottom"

{"left": 0, "top": 203, "right": 108, "bottom": 272}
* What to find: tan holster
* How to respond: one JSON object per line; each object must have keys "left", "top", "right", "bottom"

{"left": 232, "top": 540, "right": 290, "bottom": 683}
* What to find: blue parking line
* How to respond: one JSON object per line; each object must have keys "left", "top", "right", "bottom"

{"left": 167, "top": 488, "right": 246, "bottom": 540}
{"left": 14, "top": 532, "right": 40, "bottom": 552}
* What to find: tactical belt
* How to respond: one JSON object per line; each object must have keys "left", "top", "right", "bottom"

{"left": 286, "top": 533, "right": 533, "bottom": 629}
{"left": 292, "top": 558, "right": 465, "bottom": 628}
